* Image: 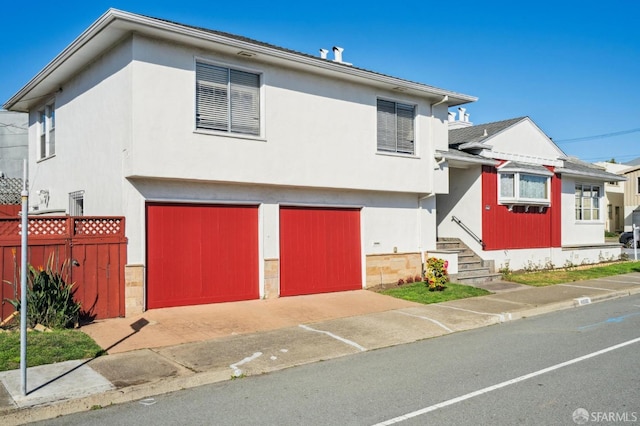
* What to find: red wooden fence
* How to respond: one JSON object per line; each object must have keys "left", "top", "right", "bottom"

{"left": 0, "top": 216, "right": 127, "bottom": 322}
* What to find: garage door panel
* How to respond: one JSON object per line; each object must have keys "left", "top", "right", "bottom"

{"left": 280, "top": 207, "right": 361, "bottom": 296}
{"left": 147, "top": 203, "right": 258, "bottom": 309}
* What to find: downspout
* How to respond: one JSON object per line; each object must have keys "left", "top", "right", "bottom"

{"left": 418, "top": 193, "right": 436, "bottom": 278}
{"left": 418, "top": 95, "right": 449, "bottom": 277}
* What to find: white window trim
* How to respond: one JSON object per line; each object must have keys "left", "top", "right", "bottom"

{"left": 193, "top": 58, "right": 264, "bottom": 139}
{"left": 575, "top": 183, "right": 603, "bottom": 223}
{"left": 497, "top": 171, "right": 551, "bottom": 211}
{"left": 636, "top": 176, "right": 640, "bottom": 195}
{"left": 38, "top": 101, "right": 56, "bottom": 160}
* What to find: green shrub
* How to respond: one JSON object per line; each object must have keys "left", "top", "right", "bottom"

{"left": 6, "top": 257, "right": 80, "bottom": 329}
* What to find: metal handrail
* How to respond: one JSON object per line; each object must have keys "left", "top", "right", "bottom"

{"left": 451, "top": 216, "right": 485, "bottom": 247}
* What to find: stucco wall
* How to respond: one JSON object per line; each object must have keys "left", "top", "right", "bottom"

{"left": 485, "top": 119, "right": 564, "bottom": 163}
{"left": 436, "top": 164, "right": 483, "bottom": 252}
{"left": 484, "top": 246, "right": 621, "bottom": 272}
{"left": 125, "top": 35, "right": 444, "bottom": 194}
{"left": 124, "top": 179, "right": 438, "bottom": 292}
{"left": 561, "top": 176, "right": 605, "bottom": 245}
{"left": 28, "top": 38, "right": 133, "bottom": 215}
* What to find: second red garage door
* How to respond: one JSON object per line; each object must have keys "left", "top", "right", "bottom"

{"left": 280, "top": 206, "right": 362, "bottom": 296}
{"left": 146, "top": 203, "right": 259, "bottom": 309}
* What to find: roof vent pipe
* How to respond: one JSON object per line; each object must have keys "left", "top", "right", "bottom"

{"left": 458, "top": 107, "right": 466, "bottom": 121}
{"left": 333, "top": 46, "right": 344, "bottom": 62}
{"left": 448, "top": 111, "right": 456, "bottom": 122}
{"left": 319, "top": 48, "right": 329, "bottom": 59}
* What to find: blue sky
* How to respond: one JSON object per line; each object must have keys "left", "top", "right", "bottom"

{"left": 2, "top": 1, "right": 639, "bottom": 163}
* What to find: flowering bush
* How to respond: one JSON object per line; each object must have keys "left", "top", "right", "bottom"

{"left": 406, "top": 276, "right": 414, "bottom": 283}
{"left": 425, "top": 257, "right": 449, "bottom": 291}
{"left": 397, "top": 278, "right": 405, "bottom": 286}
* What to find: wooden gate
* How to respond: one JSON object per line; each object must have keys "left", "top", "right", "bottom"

{"left": 0, "top": 216, "right": 127, "bottom": 321}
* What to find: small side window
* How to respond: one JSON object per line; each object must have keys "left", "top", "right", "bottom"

{"left": 69, "top": 190, "right": 84, "bottom": 216}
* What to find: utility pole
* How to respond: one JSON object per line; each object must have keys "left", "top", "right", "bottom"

{"left": 20, "top": 159, "right": 28, "bottom": 396}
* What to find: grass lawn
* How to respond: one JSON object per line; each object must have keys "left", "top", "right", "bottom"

{"left": 504, "top": 261, "right": 640, "bottom": 286}
{"left": 0, "top": 329, "right": 104, "bottom": 372}
{"left": 378, "top": 281, "right": 490, "bottom": 304}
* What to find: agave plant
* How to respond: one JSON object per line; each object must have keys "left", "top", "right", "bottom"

{"left": 6, "top": 255, "right": 81, "bottom": 329}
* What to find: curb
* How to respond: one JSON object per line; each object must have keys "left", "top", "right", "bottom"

{"left": 1, "top": 284, "right": 639, "bottom": 424}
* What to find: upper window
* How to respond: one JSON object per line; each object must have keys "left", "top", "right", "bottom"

{"left": 377, "top": 99, "right": 415, "bottom": 155}
{"left": 38, "top": 102, "right": 55, "bottom": 159}
{"left": 637, "top": 177, "right": 640, "bottom": 195}
{"left": 499, "top": 172, "right": 550, "bottom": 204}
{"left": 195, "top": 62, "right": 260, "bottom": 136}
{"left": 575, "top": 184, "right": 601, "bottom": 221}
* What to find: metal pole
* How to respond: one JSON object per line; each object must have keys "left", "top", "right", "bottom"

{"left": 633, "top": 224, "right": 638, "bottom": 262}
{"left": 20, "top": 159, "right": 28, "bottom": 396}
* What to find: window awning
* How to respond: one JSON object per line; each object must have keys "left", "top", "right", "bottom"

{"left": 497, "top": 161, "right": 554, "bottom": 177}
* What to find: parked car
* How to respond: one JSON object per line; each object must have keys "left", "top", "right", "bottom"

{"left": 619, "top": 231, "right": 640, "bottom": 248}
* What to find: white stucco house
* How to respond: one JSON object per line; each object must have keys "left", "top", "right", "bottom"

{"left": 3, "top": 9, "right": 478, "bottom": 315}
{"left": 436, "top": 112, "right": 625, "bottom": 272}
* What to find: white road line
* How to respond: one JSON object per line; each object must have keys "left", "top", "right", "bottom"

{"left": 230, "top": 352, "right": 262, "bottom": 377}
{"left": 560, "top": 284, "right": 612, "bottom": 291}
{"left": 432, "top": 304, "right": 505, "bottom": 322}
{"left": 372, "top": 336, "right": 640, "bottom": 425}
{"left": 299, "top": 324, "right": 366, "bottom": 351}
{"left": 394, "top": 311, "right": 454, "bottom": 333}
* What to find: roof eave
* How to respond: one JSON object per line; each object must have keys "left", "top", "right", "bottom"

{"left": 555, "top": 168, "right": 627, "bottom": 182}
{"left": 437, "top": 150, "right": 499, "bottom": 166}
{"left": 4, "top": 9, "right": 477, "bottom": 111}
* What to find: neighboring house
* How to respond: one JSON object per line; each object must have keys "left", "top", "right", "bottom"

{"left": 618, "top": 164, "right": 640, "bottom": 230}
{"left": 3, "top": 9, "right": 477, "bottom": 316}
{"left": 593, "top": 161, "right": 628, "bottom": 233}
{"left": 436, "top": 112, "right": 625, "bottom": 271}
{"left": 0, "top": 110, "right": 28, "bottom": 178}
{"left": 624, "top": 157, "right": 640, "bottom": 167}
{"left": 0, "top": 111, "right": 26, "bottom": 216}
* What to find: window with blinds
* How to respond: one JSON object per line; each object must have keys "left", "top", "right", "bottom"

{"left": 377, "top": 99, "right": 415, "bottom": 155}
{"left": 196, "top": 62, "right": 260, "bottom": 136}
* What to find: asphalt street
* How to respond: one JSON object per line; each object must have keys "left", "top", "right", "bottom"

{"left": 35, "top": 293, "right": 640, "bottom": 426}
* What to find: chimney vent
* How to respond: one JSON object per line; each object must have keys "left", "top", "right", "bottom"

{"left": 332, "top": 46, "right": 352, "bottom": 65}
{"left": 458, "top": 107, "right": 466, "bottom": 122}
{"left": 319, "top": 48, "right": 329, "bottom": 59}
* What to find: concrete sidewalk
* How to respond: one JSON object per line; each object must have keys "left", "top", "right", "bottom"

{"left": 2, "top": 273, "right": 640, "bottom": 424}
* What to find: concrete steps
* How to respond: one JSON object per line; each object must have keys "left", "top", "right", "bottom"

{"left": 436, "top": 238, "right": 503, "bottom": 285}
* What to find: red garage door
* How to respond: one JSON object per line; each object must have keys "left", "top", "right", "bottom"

{"left": 280, "top": 206, "right": 362, "bottom": 296}
{"left": 146, "top": 203, "right": 259, "bottom": 309}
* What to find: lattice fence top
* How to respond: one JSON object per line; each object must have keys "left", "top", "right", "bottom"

{"left": 74, "top": 217, "right": 124, "bottom": 236}
{"left": 0, "top": 216, "right": 125, "bottom": 238}
{"left": 0, "top": 178, "right": 23, "bottom": 205}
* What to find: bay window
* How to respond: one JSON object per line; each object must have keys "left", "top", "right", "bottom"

{"left": 498, "top": 164, "right": 551, "bottom": 209}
